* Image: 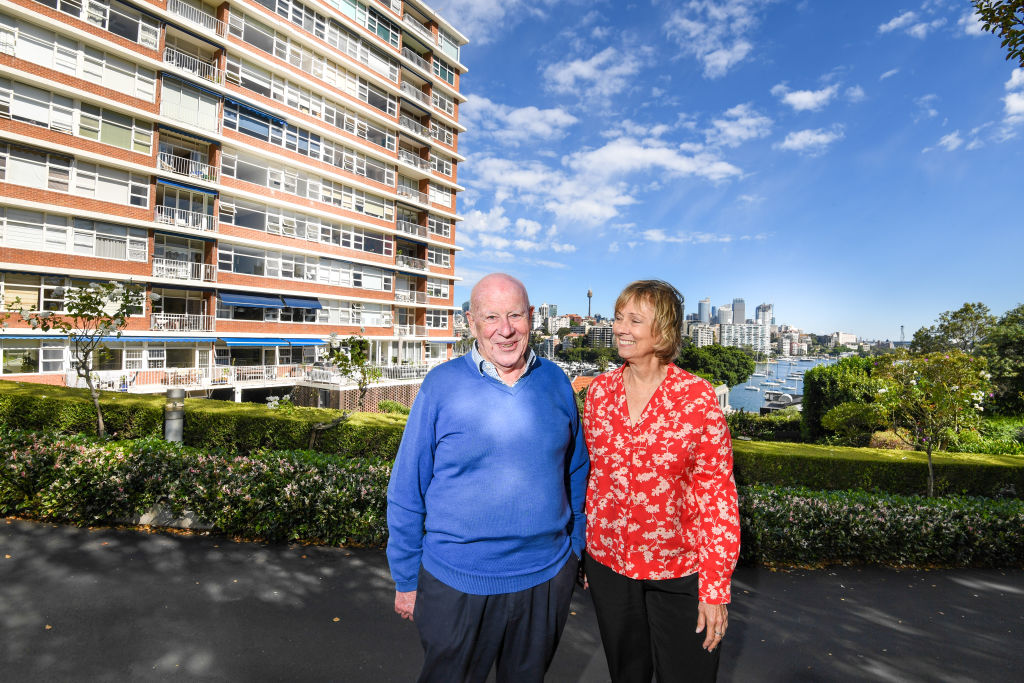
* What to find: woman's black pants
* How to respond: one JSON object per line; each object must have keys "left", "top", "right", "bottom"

{"left": 584, "top": 553, "right": 720, "bottom": 683}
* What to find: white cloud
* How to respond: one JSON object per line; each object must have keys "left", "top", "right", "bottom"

{"left": 774, "top": 127, "right": 844, "bottom": 155}
{"left": 1005, "top": 92, "right": 1024, "bottom": 125}
{"left": 543, "top": 47, "right": 644, "bottom": 99}
{"left": 461, "top": 94, "right": 578, "bottom": 146}
{"left": 704, "top": 103, "right": 772, "bottom": 147}
{"left": 565, "top": 137, "right": 742, "bottom": 182}
{"left": 878, "top": 11, "right": 917, "bottom": 34}
{"left": 958, "top": 10, "right": 985, "bottom": 36}
{"left": 771, "top": 83, "right": 840, "bottom": 111}
{"left": 515, "top": 218, "right": 542, "bottom": 238}
{"left": 663, "top": 0, "right": 773, "bottom": 79}
{"left": 906, "top": 18, "right": 946, "bottom": 39}
{"left": 914, "top": 94, "right": 939, "bottom": 121}
{"left": 845, "top": 85, "right": 866, "bottom": 102}
{"left": 642, "top": 229, "right": 764, "bottom": 245}
{"left": 426, "top": 0, "right": 557, "bottom": 45}
{"left": 880, "top": 68, "right": 900, "bottom": 81}
{"left": 1007, "top": 69, "right": 1024, "bottom": 92}
{"left": 923, "top": 130, "right": 964, "bottom": 153}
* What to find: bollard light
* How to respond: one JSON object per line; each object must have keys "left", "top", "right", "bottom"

{"left": 165, "top": 388, "right": 185, "bottom": 443}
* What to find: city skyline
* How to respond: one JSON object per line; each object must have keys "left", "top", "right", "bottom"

{"left": 437, "top": 0, "right": 1024, "bottom": 340}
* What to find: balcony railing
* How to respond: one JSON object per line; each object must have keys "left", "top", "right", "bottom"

{"left": 153, "top": 258, "right": 217, "bottom": 283}
{"left": 399, "top": 114, "right": 429, "bottom": 138}
{"left": 400, "top": 81, "right": 432, "bottom": 107}
{"left": 394, "top": 289, "right": 426, "bottom": 304}
{"left": 374, "top": 0, "right": 402, "bottom": 14}
{"left": 395, "top": 324, "right": 428, "bottom": 338}
{"left": 158, "top": 151, "right": 218, "bottom": 182}
{"left": 396, "top": 184, "right": 429, "bottom": 205}
{"left": 65, "top": 364, "right": 302, "bottom": 392}
{"left": 167, "top": 0, "right": 227, "bottom": 37}
{"left": 150, "top": 313, "right": 215, "bottom": 332}
{"left": 402, "top": 14, "right": 436, "bottom": 45}
{"left": 396, "top": 253, "right": 428, "bottom": 271}
{"left": 398, "top": 149, "right": 432, "bottom": 172}
{"left": 155, "top": 205, "right": 217, "bottom": 233}
{"left": 164, "top": 45, "right": 222, "bottom": 84}
{"left": 401, "top": 47, "right": 431, "bottom": 73}
{"left": 396, "top": 219, "right": 428, "bottom": 239}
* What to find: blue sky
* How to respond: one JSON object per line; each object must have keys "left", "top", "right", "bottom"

{"left": 431, "top": 0, "right": 1024, "bottom": 340}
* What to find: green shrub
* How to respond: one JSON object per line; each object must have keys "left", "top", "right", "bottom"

{"left": 727, "top": 409, "right": 802, "bottom": 442}
{"left": 733, "top": 440, "right": 1024, "bottom": 499}
{"left": 378, "top": 400, "right": 411, "bottom": 415}
{"left": 739, "top": 485, "right": 1023, "bottom": 567}
{"left": 0, "top": 381, "right": 163, "bottom": 438}
{"left": 869, "top": 430, "right": 912, "bottom": 450}
{"left": 801, "top": 357, "right": 878, "bottom": 441}
{"left": 821, "top": 401, "right": 886, "bottom": 446}
{"left": 941, "top": 417, "right": 1024, "bottom": 455}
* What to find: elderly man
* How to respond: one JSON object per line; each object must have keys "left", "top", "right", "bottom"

{"left": 386, "top": 272, "right": 588, "bottom": 683}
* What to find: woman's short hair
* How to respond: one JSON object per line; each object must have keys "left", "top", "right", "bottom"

{"left": 614, "top": 280, "right": 684, "bottom": 363}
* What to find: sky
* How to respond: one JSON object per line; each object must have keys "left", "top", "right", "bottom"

{"left": 429, "top": 0, "right": 1024, "bottom": 341}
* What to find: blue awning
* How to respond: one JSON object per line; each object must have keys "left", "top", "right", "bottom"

{"left": 157, "top": 177, "right": 218, "bottom": 196}
{"left": 218, "top": 292, "right": 283, "bottom": 308}
{"left": 0, "top": 335, "right": 58, "bottom": 340}
{"left": 224, "top": 97, "right": 287, "bottom": 126}
{"left": 280, "top": 296, "right": 322, "bottom": 309}
{"left": 282, "top": 338, "right": 326, "bottom": 346}
{"left": 97, "top": 336, "right": 217, "bottom": 343}
{"left": 219, "top": 338, "right": 288, "bottom": 347}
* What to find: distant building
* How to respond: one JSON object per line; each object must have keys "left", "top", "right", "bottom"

{"left": 717, "top": 305, "right": 733, "bottom": 325}
{"left": 692, "top": 324, "right": 715, "bottom": 348}
{"left": 537, "top": 303, "right": 550, "bottom": 320}
{"left": 586, "top": 325, "right": 614, "bottom": 348}
{"left": 546, "top": 315, "right": 571, "bottom": 334}
{"left": 832, "top": 332, "right": 857, "bottom": 347}
{"left": 698, "top": 298, "right": 711, "bottom": 324}
{"left": 732, "top": 298, "right": 746, "bottom": 325}
{"left": 755, "top": 303, "right": 773, "bottom": 326}
{"left": 720, "top": 324, "right": 771, "bottom": 354}
{"left": 539, "top": 336, "right": 557, "bottom": 358}
{"left": 549, "top": 304, "right": 558, "bottom": 317}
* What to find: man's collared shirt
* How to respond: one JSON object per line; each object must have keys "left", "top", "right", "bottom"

{"left": 471, "top": 341, "right": 537, "bottom": 386}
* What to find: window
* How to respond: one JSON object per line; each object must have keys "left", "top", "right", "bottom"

{"left": 73, "top": 219, "right": 147, "bottom": 261}
{"left": 41, "top": 342, "right": 64, "bottom": 372}
{"left": 426, "top": 278, "right": 449, "bottom": 299}
{"left": 427, "top": 214, "right": 451, "bottom": 238}
{"left": 432, "top": 90, "right": 454, "bottom": 117}
{"left": 147, "top": 347, "right": 165, "bottom": 369}
{"left": 428, "top": 182, "right": 452, "bottom": 206}
{"left": 1, "top": 341, "right": 39, "bottom": 374}
{"left": 430, "top": 153, "right": 452, "bottom": 177}
{"left": 79, "top": 103, "right": 153, "bottom": 153}
{"left": 432, "top": 57, "right": 456, "bottom": 86}
{"left": 425, "top": 309, "right": 448, "bottom": 329}
{"left": 160, "top": 78, "right": 220, "bottom": 132}
{"left": 427, "top": 246, "right": 450, "bottom": 268}
{"left": 430, "top": 120, "right": 454, "bottom": 146}
{"left": 438, "top": 29, "right": 460, "bottom": 62}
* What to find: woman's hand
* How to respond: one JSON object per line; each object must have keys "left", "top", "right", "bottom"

{"left": 695, "top": 601, "right": 728, "bottom": 651}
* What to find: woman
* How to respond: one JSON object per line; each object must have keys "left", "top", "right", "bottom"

{"left": 583, "top": 280, "right": 740, "bottom": 683}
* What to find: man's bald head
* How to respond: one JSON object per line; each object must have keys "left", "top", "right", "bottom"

{"left": 469, "top": 273, "right": 530, "bottom": 315}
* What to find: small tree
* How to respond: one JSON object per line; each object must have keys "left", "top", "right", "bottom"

{"left": 972, "top": 0, "right": 1024, "bottom": 67}
{"left": 326, "top": 334, "right": 382, "bottom": 411}
{"left": 874, "top": 350, "right": 992, "bottom": 497}
{"left": 9, "top": 281, "right": 144, "bottom": 438}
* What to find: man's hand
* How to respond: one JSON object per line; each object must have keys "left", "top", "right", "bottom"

{"left": 394, "top": 590, "right": 416, "bottom": 621}
{"left": 695, "top": 601, "right": 728, "bottom": 652}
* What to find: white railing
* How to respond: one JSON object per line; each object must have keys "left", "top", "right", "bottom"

{"left": 395, "top": 324, "right": 427, "bottom": 337}
{"left": 397, "top": 184, "right": 429, "bottom": 205}
{"left": 66, "top": 364, "right": 302, "bottom": 392}
{"left": 164, "top": 45, "right": 222, "bottom": 84}
{"left": 399, "top": 114, "right": 428, "bottom": 137}
{"left": 167, "top": 0, "right": 227, "bottom": 36}
{"left": 395, "top": 289, "right": 426, "bottom": 304}
{"left": 396, "top": 253, "right": 428, "bottom": 271}
{"left": 396, "top": 219, "right": 427, "bottom": 239}
{"left": 153, "top": 258, "right": 217, "bottom": 283}
{"left": 398, "top": 149, "right": 432, "bottom": 172}
{"left": 155, "top": 205, "right": 217, "bottom": 233}
{"left": 401, "top": 47, "right": 431, "bottom": 73}
{"left": 150, "top": 313, "right": 215, "bottom": 332}
{"left": 400, "top": 81, "right": 431, "bottom": 107}
{"left": 402, "top": 14, "right": 436, "bottom": 45}
{"left": 302, "top": 361, "right": 439, "bottom": 385}
{"left": 374, "top": 0, "right": 402, "bottom": 15}
{"left": 158, "top": 151, "right": 218, "bottom": 182}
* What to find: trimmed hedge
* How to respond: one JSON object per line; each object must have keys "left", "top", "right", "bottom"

{"left": 0, "top": 380, "right": 405, "bottom": 459}
{"left": 727, "top": 410, "right": 803, "bottom": 442}
{"left": 733, "top": 440, "right": 1024, "bottom": 499}
{"left": 3, "top": 428, "right": 1021, "bottom": 567}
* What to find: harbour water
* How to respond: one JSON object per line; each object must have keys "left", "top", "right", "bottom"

{"left": 727, "top": 356, "right": 837, "bottom": 414}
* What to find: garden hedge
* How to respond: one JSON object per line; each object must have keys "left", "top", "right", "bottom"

{"left": 0, "top": 380, "right": 405, "bottom": 459}
{"left": 2, "top": 428, "right": 1021, "bottom": 568}
{"left": 733, "top": 440, "right": 1024, "bottom": 499}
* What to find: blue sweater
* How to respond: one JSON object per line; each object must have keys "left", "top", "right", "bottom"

{"left": 386, "top": 353, "right": 589, "bottom": 595}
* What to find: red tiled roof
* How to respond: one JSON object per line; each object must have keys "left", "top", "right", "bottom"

{"left": 571, "top": 375, "right": 597, "bottom": 394}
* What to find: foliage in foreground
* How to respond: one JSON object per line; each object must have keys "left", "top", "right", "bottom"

{"left": 2, "top": 429, "right": 1022, "bottom": 568}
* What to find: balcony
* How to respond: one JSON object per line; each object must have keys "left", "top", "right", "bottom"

{"left": 401, "top": 47, "right": 431, "bottom": 74}
{"left": 398, "top": 149, "right": 432, "bottom": 172}
{"left": 402, "top": 15, "right": 436, "bottom": 46}
{"left": 151, "top": 313, "right": 215, "bottom": 332}
{"left": 400, "top": 81, "right": 432, "bottom": 108}
{"left": 396, "top": 254, "right": 427, "bottom": 271}
{"left": 396, "top": 184, "right": 429, "bottom": 206}
{"left": 167, "top": 0, "right": 227, "bottom": 37}
{"left": 396, "top": 219, "right": 428, "bottom": 240}
{"left": 394, "top": 289, "right": 426, "bottom": 304}
{"left": 164, "top": 45, "right": 221, "bottom": 84}
{"left": 158, "top": 151, "right": 218, "bottom": 182}
{"left": 374, "top": 0, "right": 402, "bottom": 14}
{"left": 65, "top": 364, "right": 301, "bottom": 392}
{"left": 399, "top": 114, "right": 429, "bottom": 138}
{"left": 153, "top": 258, "right": 217, "bottom": 283}
{"left": 155, "top": 205, "right": 217, "bottom": 233}
{"left": 395, "top": 325, "right": 428, "bottom": 338}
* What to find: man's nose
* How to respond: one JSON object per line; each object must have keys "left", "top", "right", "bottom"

{"left": 497, "top": 317, "right": 513, "bottom": 335}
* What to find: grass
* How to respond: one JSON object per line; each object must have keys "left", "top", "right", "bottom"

{"left": 732, "top": 439, "right": 1024, "bottom": 467}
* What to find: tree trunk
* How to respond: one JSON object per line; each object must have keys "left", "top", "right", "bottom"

{"left": 926, "top": 443, "right": 934, "bottom": 498}
{"left": 87, "top": 381, "right": 106, "bottom": 438}
{"left": 308, "top": 412, "right": 349, "bottom": 450}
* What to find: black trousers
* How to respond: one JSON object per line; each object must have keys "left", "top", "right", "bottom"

{"left": 413, "top": 555, "right": 579, "bottom": 683}
{"left": 584, "top": 553, "right": 720, "bottom": 683}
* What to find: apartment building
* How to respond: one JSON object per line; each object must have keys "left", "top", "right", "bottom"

{"left": 0, "top": 0, "right": 466, "bottom": 399}
{"left": 719, "top": 323, "right": 770, "bottom": 354}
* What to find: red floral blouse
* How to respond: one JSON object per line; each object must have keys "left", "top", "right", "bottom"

{"left": 583, "top": 363, "right": 740, "bottom": 604}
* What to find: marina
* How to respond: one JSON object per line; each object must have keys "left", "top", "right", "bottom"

{"left": 730, "top": 356, "right": 837, "bottom": 414}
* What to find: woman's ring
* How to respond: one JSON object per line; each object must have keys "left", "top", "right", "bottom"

{"left": 715, "top": 631, "right": 724, "bottom": 636}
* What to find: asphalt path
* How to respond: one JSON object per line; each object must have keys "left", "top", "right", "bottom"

{"left": 2, "top": 517, "right": 1021, "bottom": 682}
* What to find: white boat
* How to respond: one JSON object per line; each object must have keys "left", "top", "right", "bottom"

{"left": 752, "top": 372, "right": 766, "bottom": 377}
{"left": 744, "top": 386, "right": 760, "bottom": 391}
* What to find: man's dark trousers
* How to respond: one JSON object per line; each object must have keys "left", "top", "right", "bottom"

{"left": 413, "top": 555, "right": 579, "bottom": 683}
